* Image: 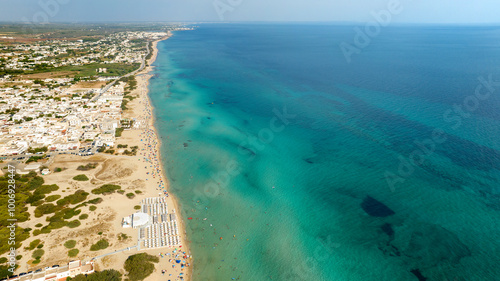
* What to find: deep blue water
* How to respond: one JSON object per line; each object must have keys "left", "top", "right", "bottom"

{"left": 149, "top": 24, "right": 500, "bottom": 280}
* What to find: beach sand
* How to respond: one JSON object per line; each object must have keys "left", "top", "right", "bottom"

{"left": 122, "top": 37, "right": 193, "bottom": 280}
{"left": 14, "top": 36, "right": 193, "bottom": 280}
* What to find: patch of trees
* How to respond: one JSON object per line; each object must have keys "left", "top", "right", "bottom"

{"left": 28, "top": 146, "right": 48, "bottom": 154}
{"left": 0, "top": 173, "right": 35, "bottom": 255}
{"left": 115, "top": 127, "right": 124, "bottom": 137}
{"left": 68, "top": 269, "right": 122, "bottom": 281}
{"left": 26, "top": 155, "right": 46, "bottom": 163}
{"left": 77, "top": 163, "right": 98, "bottom": 171}
{"left": 91, "top": 184, "right": 121, "bottom": 195}
{"left": 90, "top": 239, "right": 109, "bottom": 251}
{"left": 56, "top": 190, "right": 89, "bottom": 206}
{"left": 72, "top": 174, "right": 89, "bottom": 181}
{"left": 124, "top": 253, "right": 159, "bottom": 281}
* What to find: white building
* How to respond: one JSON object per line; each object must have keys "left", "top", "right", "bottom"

{"left": 98, "top": 133, "right": 115, "bottom": 146}
{"left": 5, "top": 260, "right": 94, "bottom": 281}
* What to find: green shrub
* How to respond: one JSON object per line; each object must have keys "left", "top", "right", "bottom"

{"left": 134, "top": 205, "right": 141, "bottom": 210}
{"left": 0, "top": 176, "right": 32, "bottom": 255}
{"left": 45, "top": 214, "right": 67, "bottom": 229}
{"left": 68, "top": 190, "right": 89, "bottom": 204}
{"left": 67, "top": 220, "right": 81, "bottom": 228}
{"left": 40, "top": 226, "right": 51, "bottom": 234}
{"left": 73, "top": 174, "right": 89, "bottom": 181}
{"left": 86, "top": 197, "right": 103, "bottom": 204}
{"left": 31, "top": 200, "right": 44, "bottom": 206}
{"left": 45, "top": 194, "right": 61, "bottom": 202}
{"left": 118, "top": 233, "right": 128, "bottom": 240}
{"left": 54, "top": 167, "right": 62, "bottom": 172}
{"left": 32, "top": 249, "right": 45, "bottom": 259}
{"left": 36, "top": 244, "right": 43, "bottom": 249}
{"left": 28, "top": 147, "right": 47, "bottom": 154}
{"left": 27, "top": 239, "right": 41, "bottom": 250}
{"left": 18, "top": 177, "right": 29, "bottom": 183}
{"left": 76, "top": 163, "right": 97, "bottom": 171}
{"left": 57, "top": 190, "right": 89, "bottom": 206}
{"left": 68, "top": 249, "right": 79, "bottom": 257}
{"left": 124, "top": 253, "right": 159, "bottom": 281}
{"left": 0, "top": 257, "right": 7, "bottom": 264}
{"left": 26, "top": 155, "right": 46, "bottom": 164}
{"left": 134, "top": 190, "right": 142, "bottom": 194}
{"left": 48, "top": 210, "right": 65, "bottom": 222}
{"left": 91, "top": 184, "right": 121, "bottom": 195}
{"left": 26, "top": 193, "right": 45, "bottom": 205}
{"left": 89, "top": 206, "right": 97, "bottom": 211}
{"left": 36, "top": 184, "right": 59, "bottom": 194}
{"left": 35, "top": 223, "right": 43, "bottom": 228}
{"left": 62, "top": 208, "right": 81, "bottom": 220}
{"left": 56, "top": 198, "right": 69, "bottom": 206}
{"left": 90, "top": 239, "right": 109, "bottom": 251}
{"left": 117, "top": 190, "right": 125, "bottom": 194}
{"left": 126, "top": 193, "right": 135, "bottom": 199}
{"left": 0, "top": 264, "right": 17, "bottom": 278}
{"left": 115, "top": 128, "right": 124, "bottom": 137}
{"left": 48, "top": 220, "right": 67, "bottom": 230}
{"left": 64, "top": 240, "right": 77, "bottom": 249}
{"left": 68, "top": 269, "right": 122, "bottom": 281}
{"left": 27, "top": 183, "right": 59, "bottom": 207}
{"left": 34, "top": 203, "right": 60, "bottom": 217}
{"left": 27, "top": 176, "right": 44, "bottom": 190}
{"left": 79, "top": 214, "right": 89, "bottom": 220}
{"left": 26, "top": 155, "right": 45, "bottom": 163}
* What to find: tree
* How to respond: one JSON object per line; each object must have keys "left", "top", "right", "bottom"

{"left": 68, "top": 270, "right": 122, "bottom": 281}
{"left": 124, "top": 253, "right": 159, "bottom": 281}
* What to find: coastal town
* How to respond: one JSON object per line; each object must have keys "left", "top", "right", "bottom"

{"left": 0, "top": 31, "right": 168, "bottom": 160}
{"left": 0, "top": 25, "right": 192, "bottom": 281}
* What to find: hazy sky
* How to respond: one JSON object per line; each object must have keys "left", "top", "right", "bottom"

{"left": 0, "top": 0, "right": 499, "bottom": 24}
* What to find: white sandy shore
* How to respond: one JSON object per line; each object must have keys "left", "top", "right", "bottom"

{"left": 127, "top": 38, "right": 192, "bottom": 280}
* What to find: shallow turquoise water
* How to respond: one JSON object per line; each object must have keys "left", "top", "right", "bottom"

{"left": 149, "top": 24, "right": 500, "bottom": 280}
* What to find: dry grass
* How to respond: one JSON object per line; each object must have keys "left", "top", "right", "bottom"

{"left": 95, "top": 159, "right": 134, "bottom": 181}
{"left": 71, "top": 81, "right": 107, "bottom": 88}
{"left": 19, "top": 71, "right": 76, "bottom": 79}
{"left": 0, "top": 38, "right": 49, "bottom": 43}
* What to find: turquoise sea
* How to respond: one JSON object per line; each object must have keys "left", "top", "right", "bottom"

{"left": 148, "top": 24, "right": 500, "bottom": 280}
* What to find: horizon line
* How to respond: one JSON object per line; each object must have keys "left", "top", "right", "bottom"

{"left": 1, "top": 20, "right": 500, "bottom": 26}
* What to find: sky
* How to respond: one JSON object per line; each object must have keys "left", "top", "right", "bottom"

{"left": 0, "top": 0, "right": 499, "bottom": 24}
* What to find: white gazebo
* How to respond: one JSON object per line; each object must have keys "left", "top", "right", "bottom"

{"left": 131, "top": 212, "right": 150, "bottom": 228}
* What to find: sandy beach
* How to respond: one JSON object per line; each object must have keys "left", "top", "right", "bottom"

{"left": 129, "top": 36, "right": 194, "bottom": 281}
{"left": 12, "top": 36, "right": 193, "bottom": 281}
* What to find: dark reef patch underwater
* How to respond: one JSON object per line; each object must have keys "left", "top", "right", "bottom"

{"left": 361, "top": 196, "right": 395, "bottom": 217}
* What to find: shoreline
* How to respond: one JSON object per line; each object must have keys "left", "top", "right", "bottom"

{"left": 136, "top": 34, "right": 194, "bottom": 281}
{"left": 0, "top": 32, "right": 194, "bottom": 280}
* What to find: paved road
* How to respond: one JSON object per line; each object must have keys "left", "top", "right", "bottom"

{"left": 90, "top": 245, "right": 137, "bottom": 261}
{"left": 91, "top": 40, "right": 152, "bottom": 102}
